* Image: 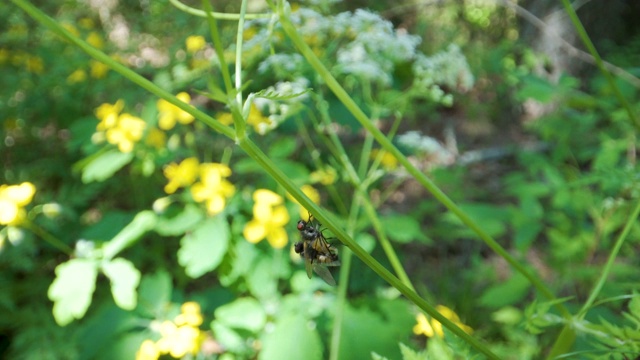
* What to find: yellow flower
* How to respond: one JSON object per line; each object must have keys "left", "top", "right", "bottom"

{"left": 310, "top": 167, "right": 337, "bottom": 185}
{"left": 413, "top": 306, "right": 473, "bottom": 338}
{"left": 186, "top": 35, "right": 206, "bottom": 54}
{"left": 0, "top": 182, "right": 36, "bottom": 226}
{"left": 163, "top": 157, "right": 200, "bottom": 194}
{"left": 90, "top": 60, "right": 109, "bottom": 78}
{"left": 175, "top": 302, "right": 203, "bottom": 327}
{"left": 371, "top": 149, "right": 398, "bottom": 171}
{"left": 145, "top": 127, "right": 166, "bottom": 149}
{"left": 24, "top": 55, "right": 44, "bottom": 74}
{"left": 95, "top": 101, "right": 146, "bottom": 152}
{"left": 246, "top": 104, "right": 275, "bottom": 135}
{"left": 217, "top": 112, "right": 233, "bottom": 126}
{"left": 243, "top": 189, "right": 290, "bottom": 248}
{"left": 79, "top": 18, "right": 95, "bottom": 29}
{"left": 96, "top": 100, "right": 125, "bottom": 122}
{"left": 156, "top": 320, "right": 202, "bottom": 358}
{"left": 61, "top": 23, "right": 79, "bottom": 37}
{"left": 190, "top": 163, "right": 235, "bottom": 216}
{"left": 67, "top": 69, "right": 87, "bottom": 84}
{"left": 104, "top": 113, "right": 146, "bottom": 153}
{"left": 135, "top": 339, "right": 159, "bottom": 360}
{"left": 157, "top": 92, "right": 195, "bottom": 130}
{"left": 86, "top": 32, "right": 104, "bottom": 49}
{"left": 287, "top": 185, "right": 320, "bottom": 220}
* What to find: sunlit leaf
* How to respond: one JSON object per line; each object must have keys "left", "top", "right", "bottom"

{"left": 155, "top": 203, "right": 204, "bottom": 236}
{"left": 101, "top": 258, "right": 141, "bottom": 310}
{"left": 259, "top": 314, "right": 323, "bottom": 360}
{"left": 48, "top": 259, "right": 98, "bottom": 326}
{"left": 178, "top": 216, "right": 230, "bottom": 278}
{"left": 81, "top": 150, "right": 134, "bottom": 183}
{"left": 215, "top": 297, "right": 266, "bottom": 332}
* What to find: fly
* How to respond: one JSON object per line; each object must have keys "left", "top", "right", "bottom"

{"left": 294, "top": 215, "right": 341, "bottom": 286}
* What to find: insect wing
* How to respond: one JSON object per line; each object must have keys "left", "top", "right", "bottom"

{"left": 303, "top": 241, "right": 314, "bottom": 279}
{"left": 312, "top": 263, "right": 337, "bottom": 286}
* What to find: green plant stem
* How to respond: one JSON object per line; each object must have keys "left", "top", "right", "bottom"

{"left": 168, "top": 0, "right": 271, "bottom": 20}
{"left": 11, "top": 0, "right": 235, "bottom": 141}
{"left": 312, "top": 94, "right": 415, "bottom": 291}
{"left": 277, "top": 0, "right": 569, "bottom": 318}
{"left": 22, "top": 220, "right": 73, "bottom": 255}
{"left": 546, "top": 199, "right": 640, "bottom": 359}
{"left": 560, "top": 0, "right": 640, "bottom": 131}
{"left": 329, "top": 202, "right": 360, "bottom": 360}
{"left": 233, "top": 0, "right": 248, "bottom": 103}
{"left": 236, "top": 139, "right": 499, "bottom": 359}
{"left": 202, "top": 0, "right": 246, "bottom": 140}
{"left": 15, "top": 1, "right": 497, "bottom": 356}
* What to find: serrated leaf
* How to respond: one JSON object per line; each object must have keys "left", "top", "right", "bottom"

{"left": 178, "top": 216, "right": 229, "bottom": 278}
{"left": 252, "top": 87, "right": 312, "bottom": 101}
{"left": 399, "top": 342, "right": 426, "bottom": 360}
{"left": 81, "top": 150, "right": 134, "bottom": 183}
{"left": 101, "top": 258, "right": 141, "bottom": 310}
{"left": 259, "top": 314, "right": 323, "bottom": 360}
{"left": 48, "top": 259, "right": 99, "bottom": 326}
{"left": 628, "top": 296, "right": 640, "bottom": 319}
{"left": 215, "top": 297, "right": 266, "bottom": 332}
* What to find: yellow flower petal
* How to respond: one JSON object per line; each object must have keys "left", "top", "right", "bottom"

{"left": 266, "top": 226, "right": 288, "bottom": 249}
{"left": 253, "top": 189, "right": 282, "bottom": 205}
{"left": 243, "top": 220, "right": 266, "bottom": 243}
{"left": 136, "top": 339, "right": 160, "bottom": 360}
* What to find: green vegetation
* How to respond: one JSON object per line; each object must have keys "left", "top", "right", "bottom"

{"left": 2, "top": 0, "right": 640, "bottom": 359}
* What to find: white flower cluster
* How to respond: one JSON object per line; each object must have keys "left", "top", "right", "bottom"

{"left": 413, "top": 44, "right": 475, "bottom": 92}
{"left": 244, "top": 6, "right": 474, "bottom": 110}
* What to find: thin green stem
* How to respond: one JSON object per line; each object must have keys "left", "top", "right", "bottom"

{"left": 202, "top": 0, "right": 246, "bottom": 140}
{"left": 237, "top": 138, "right": 499, "bottom": 359}
{"left": 15, "top": 0, "right": 497, "bottom": 355}
{"left": 234, "top": 0, "right": 248, "bottom": 103}
{"left": 168, "top": 0, "right": 271, "bottom": 20}
{"left": 22, "top": 220, "right": 73, "bottom": 255}
{"left": 277, "top": 0, "right": 568, "bottom": 318}
{"left": 11, "top": 0, "right": 234, "bottom": 141}
{"left": 547, "top": 199, "right": 640, "bottom": 359}
{"left": 560, "top": 0, "right": 639, "bottom": 131}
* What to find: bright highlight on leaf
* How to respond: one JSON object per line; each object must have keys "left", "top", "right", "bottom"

{"left": 48, "top": 259, "right": 98, "bottom": 326}
{"left": 101, "top": 257, "right": 141, "bottom": 310}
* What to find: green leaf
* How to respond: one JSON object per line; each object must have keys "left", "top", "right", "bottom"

{"left": 515, "top": 75, "right": 555, "bottom": 103}
{"left": 178, "top": 216, "right": 230, "bottom": 278}
{"left": 479, "top": 273, "right": 530, "bottom": 308}
{"left": 268, "top": 137, "right": 297, "bottom": 158}
{"left": 379, "top": 214, "right": 429, "bottom": 243}
{"left": 253, "top": 87, "right": 312, "bottom": 101}
{"left": 137, "top": 271, "right": 172, "bottom": 315}
{"left": 210, "top": 322, "right": 246, "bottom": 353}
{"left": 155, "top": 203, "right": 205, "bottom": 236}
{"left": 48, "top": 259, "right": 99, "bottom": 326}
{"left": 259, "top": 314, "right": 323, "bottom": 360}
{"left": 81, "top": 149, "right": 134, "bottom": 183}
{"left": 338, "top": 300, "right": 414, "bottom": 359}
{"left": 215, "top": 297, "right": 266, "bottom": 332}
{"left": 102, "top": 211, "right": 157, "bottom": 260}
{"left": 399, "top": 343, "right": 427, "bottom": 360}
{"left": 101, "top": 258, "right": 141, "bottom": 310}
